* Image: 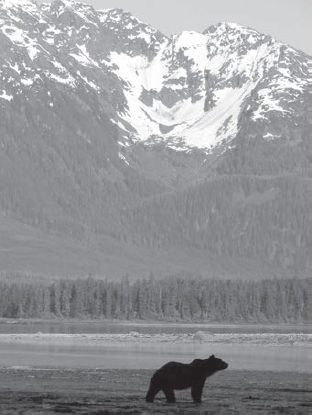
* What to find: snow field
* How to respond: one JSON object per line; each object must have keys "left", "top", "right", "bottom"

{"left": 108, "top": 27, "right": 303, "bottom": 150}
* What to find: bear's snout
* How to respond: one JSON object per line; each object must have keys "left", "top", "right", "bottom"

{"left": 219, "top": 361, "right": 228, "bottom": 370}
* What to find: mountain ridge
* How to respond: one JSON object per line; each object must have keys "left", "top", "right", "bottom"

{"left": 0, "top": 0, "right": 311, "bottom": 279}
{"left": 1, "top": 0, "right": 309, "bottom": 154}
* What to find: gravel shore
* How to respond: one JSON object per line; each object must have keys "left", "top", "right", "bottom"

{"left": 0, "top": 368, "right": 311, "bottom": 414}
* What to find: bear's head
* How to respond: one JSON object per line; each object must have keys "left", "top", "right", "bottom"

{"left": 206, "top": 355, "right": 228, "bottom": 371}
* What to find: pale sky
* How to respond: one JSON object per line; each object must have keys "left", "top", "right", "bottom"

{"left": 37, "top": 0, "right": 312, "bottom": 55}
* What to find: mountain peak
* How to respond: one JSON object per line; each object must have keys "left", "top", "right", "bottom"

{"left": 216, "top": 21, "right": 255, "bottom": 31}
{"left": 46, "top": 0, "right": 86, "bottom": 7}
{"left": 0, "top": 0, "right": 309, "bottom": 153}
{"left": 99, "top": 7, "right": 166, "bottom": 39}
{"left": 1, "top": 0, "right": 30, "bottom": 5}
{"left": 0, "top": 0, "right": 37, "bottom": 10}
{"left": 203, "top": 21, "right": 267, "bottom": 47}
{"left": 204, "top": 21, "right": 260, "bottom": 34}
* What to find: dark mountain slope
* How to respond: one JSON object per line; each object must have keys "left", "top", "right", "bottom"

{"left": 124, "top": 175, "right": 311, "bottom": 277}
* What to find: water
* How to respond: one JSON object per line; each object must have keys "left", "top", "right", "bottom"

{"left": 1, "top": 340, "right": 310, "bottom": 372}
{"left": 0, "top": 322, "right": 311, "bottom": 373}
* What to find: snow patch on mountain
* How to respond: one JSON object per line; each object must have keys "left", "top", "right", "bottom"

{"left": 70, "top": 44, "right": 100, "bottom": 68}
{"left": 108, "top": 29, "right": 292, "bottom": 149}
{"left": 49, "top": 70, "right": 76, "bottom": 87}
{"left": 0, "top": 90, "right": 13, "bottom": 100}
{"left": 110, "top": 50, "right": 168, "bottom": 92}
{"left": 1, "top": 24, "right": 40, "bottom": 60}
{"left": 253, "top": 89, "right": 288, "bottom": 120}
{"left": 174, "top": 83, "right": 258, "bottom": 149}
{"left": 1, "top": 0, "right": 36, "bottom": 11}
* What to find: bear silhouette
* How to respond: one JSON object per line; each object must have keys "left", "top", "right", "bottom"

{"left": 146, "top": 355, "right": 228, "bottom": 403}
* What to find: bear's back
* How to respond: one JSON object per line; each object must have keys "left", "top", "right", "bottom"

{"left": 152, "top": 361, "right": 206, "bottom": 390}
{"left": 155, "top": 361, "right": 192, "bottom": 375}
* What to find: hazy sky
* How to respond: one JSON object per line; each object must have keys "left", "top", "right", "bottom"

{"left": 37, "top": 0, "right": 311, "bottom": 54}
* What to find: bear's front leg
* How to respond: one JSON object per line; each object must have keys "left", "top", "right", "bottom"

{"left": 146, "top": 379, "right": 161, "bottom": 402}
{"left": 162, "top": 388, "right": 176, "bottom": 403}
{"left": 191, "top": 381, "right": 205, "bottom": 403}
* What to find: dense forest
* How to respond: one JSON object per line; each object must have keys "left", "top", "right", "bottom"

{"left": 125, "top": 175, "right": 310, "bottom": 274}
{"left": 0, "top": 276, "right": 309, "bottom": 323}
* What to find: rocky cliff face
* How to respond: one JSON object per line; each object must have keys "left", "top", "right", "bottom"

{"left": 0, "top": 0, "right": 311, "bottom": 278}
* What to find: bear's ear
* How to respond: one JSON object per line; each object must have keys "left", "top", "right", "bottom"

{"left": 210, "top": 354, "right": 215, "bottom": 359}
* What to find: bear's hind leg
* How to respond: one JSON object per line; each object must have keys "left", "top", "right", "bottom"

{"left": 146, "top": 380, "right": 161, "bottom": 402}
{"left": 162, "top": 388, "right": 176, "bottom": 403}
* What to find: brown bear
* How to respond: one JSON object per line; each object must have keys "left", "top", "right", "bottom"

{"left": 146, "top": 355, "right": 228, "bottom": 403}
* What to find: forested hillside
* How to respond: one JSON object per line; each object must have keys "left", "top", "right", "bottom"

{"left": 0, "top": 276, "right": 308, "bottom": 323}
{"left": 125, "top": 175, "right": 310, "bottom": 275}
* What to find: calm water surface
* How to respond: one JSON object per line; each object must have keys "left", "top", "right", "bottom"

{"left": 0, "top": 341, "right": 310, "bottom": 373}
{"left": 0, "top": 322, "right": 310, "bottom": 373}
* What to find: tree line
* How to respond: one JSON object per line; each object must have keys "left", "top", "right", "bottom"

{"left": 0, "top": 276, "right": 308, "bottom": 323}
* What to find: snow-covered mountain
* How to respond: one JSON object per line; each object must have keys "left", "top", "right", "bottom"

{"left": 110, "top": 22, "right": 309, "bottom": 152}
{"left": 0, "top": 0, "right": 311, "bottom": 278}
{"left": 0, "top": 0, "right": 309, "bottom": 153}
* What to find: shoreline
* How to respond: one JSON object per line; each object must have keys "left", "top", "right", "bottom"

{"left": 0, "top": 368, "right": 311, "bottom": 414}
{"left": 0, "top": 331, "right": 310, "bottom": 345}
{"left": 1, "top": 317, "right": 310, "bottom": 327}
